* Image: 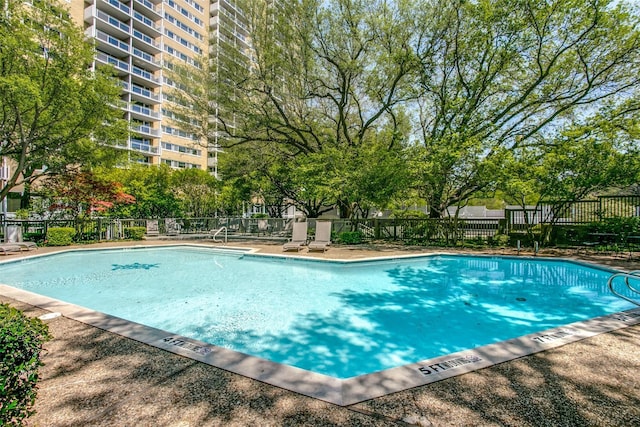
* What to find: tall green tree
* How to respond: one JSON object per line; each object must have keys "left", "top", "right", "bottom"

{"left": 0, "top": 0, "right": 128, "bottom": 204}
{"left": 171, "top": 168, "right": 219, "bottom": 217}
{"left": 103, "top": 165, "right": 181, "bottom": 218}
{"left": 411, "top": 0, "right": 640, "bottom": 217}
{"left": 168, "top": 0, "right": 417, "bottom": 218}
{"left": 499, "top": 100, "right": 640, "bottom": 240}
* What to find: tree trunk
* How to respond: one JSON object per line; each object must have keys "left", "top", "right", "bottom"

{"left": 429, "top": 205, "right": 442, "bottom": 218}
{"left": 337, "top": 199, "right": 352, "bottom": 219}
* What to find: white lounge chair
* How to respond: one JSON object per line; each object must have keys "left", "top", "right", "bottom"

{"left": 4, "top": 225, "right": 38, "bottom": 250}
{"left": 11, "top": 241, "right": 38, "bottom": 251}
{"left": 165, "top": 218, "right": 181, "bottom": 236}
{"left": 283, "top": 221, "right": 308, "bottom": 251}
{"left": 308, "top": 221, "right": 332, "bottom": 252}
{"left": 0, "top": 244, "right": 22, "bottom": 255}
{"left": 146, "top": 219, "right": 160, "bottom": 237}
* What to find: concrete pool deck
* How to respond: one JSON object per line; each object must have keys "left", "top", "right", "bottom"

{"left": 1, "top": 241, "right": 639, "bottom": 426}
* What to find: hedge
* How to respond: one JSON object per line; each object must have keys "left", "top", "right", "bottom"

{"left": 0, "top": 304, "right": 52, "bottom": 425}
{"left": 124, "top": 226, "right": 146, "bottom": 240}
{"left": 45, "top": 227, "right": 76, "bottom": 246}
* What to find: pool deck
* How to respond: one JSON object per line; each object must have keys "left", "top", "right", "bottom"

{"left": 2, "top": 240, "right": 639, "bottom": 426}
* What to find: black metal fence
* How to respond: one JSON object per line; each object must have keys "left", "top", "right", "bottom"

{"left": 1, "top": 196, "right": 638, "bottom": 247}
{"left": 506, "top": 195, "right": 640, "bottom": 228}
{"left": 0, "top": 217, "right": 507, "bottom": 247}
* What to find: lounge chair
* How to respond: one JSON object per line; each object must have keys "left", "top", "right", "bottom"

{"left": 308, "top": 221, "right": 332, "bottom": 252}
{"left": 257, "top": 219, "right": 270, "bottom": 236}
{"left": 165, "top": 218, "right": 181, "bottom": 236}
{"left": 283, "top": 221, "right": 308, "bottom": 251}
{"left": 11, "top": 241, "right": 38, "bottom": 251}
{"left": 146, "top": 219, "right": 159, "bottom": 237}
{"left": 4, "top": 225, "right": 37, "bottom": 250}
{"left": 0, "top": 244, "right": 22, "bottom": 255}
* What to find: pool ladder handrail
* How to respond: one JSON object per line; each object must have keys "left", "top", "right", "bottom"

{"left": 211, "top": 226, "right": 227, "bottom": 243}
{"left": 607, "top": 270, "right": 640, "bottom": 307}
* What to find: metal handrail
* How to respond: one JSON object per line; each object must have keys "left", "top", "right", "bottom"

{"left": 607, "top": 271, "right": 640, "bottom": 307}
{"left": 624, "top": 270, "right": 640, "bottom": 294}
{"left": 211, "top": 226, "right": 227, "bottom": 243}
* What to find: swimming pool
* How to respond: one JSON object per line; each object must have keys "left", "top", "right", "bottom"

{"left": 1, "top": 245, "right": 639, "bottom": 404}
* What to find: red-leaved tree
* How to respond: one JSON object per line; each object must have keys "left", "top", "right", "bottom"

{"left": 46, "top": 172, "right": 135, "bottom": 219}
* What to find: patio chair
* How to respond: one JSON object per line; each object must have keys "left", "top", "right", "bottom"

{"left": 10, "top": 241, "right": 38, "bottom": 251}
{"left": 165, "top": 218, "right": 181, "bottom": 236}
{"left": 257, "top": 219, "right": 270, "bottom": 236}
{"left": 282, "top": 221, "right": 308, "bottom": 251}
{"left": 4, "top": 225, "right": 38, "bottom": 250}
{"left": 0, "top": 244, "right": 22, "bottom": 255}
{"left": 308, "top": 221, "right": 332, "bottom": 252}
{"left": 146, "top": 219, "right": 159, "bottom": 237}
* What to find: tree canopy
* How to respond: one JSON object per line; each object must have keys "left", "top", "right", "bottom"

{"left": 410, "top": 0, "right": 640, "bottom": 216}
{"left": 128, "top": 0, "right": 640, "bottom": 219}
{"left": 168, "top": 0, "right": 417, "bottom": 217}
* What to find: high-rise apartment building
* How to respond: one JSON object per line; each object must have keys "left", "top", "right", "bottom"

{"left": 69, "top": 0, "right": 241, "bottom": 177}
{"left": 208, "top": 0, "right": 249, "bottom": 153}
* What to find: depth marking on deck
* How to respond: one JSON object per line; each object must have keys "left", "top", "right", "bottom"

{"left": 531, "top": 329, "right": 574, "bottom": 344}
{"left": 417, "top": 355, "right": 482, "bottom": 375}
{"left": 610, "top": 311, "right": 640, "bottom": 322}
{"left": 161, "top": 336, "right": 213, "bottom": 356}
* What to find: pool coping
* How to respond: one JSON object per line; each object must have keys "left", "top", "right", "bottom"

{"left": 2, "top": 244, "right": 640, "bottom": 406}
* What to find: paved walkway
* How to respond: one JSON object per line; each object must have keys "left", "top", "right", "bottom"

{"left": 2, "top": 241, "right": 639, "bottom": 426}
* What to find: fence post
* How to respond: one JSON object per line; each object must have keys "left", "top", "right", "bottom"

{"left": 504, "top": 209, "right": 512, "bottom": 235}
{"left": 598, "top": 196, "right": 604, "bottom": 219}
{"left": 498, "top": 219, "right": 507, "bottom": 235}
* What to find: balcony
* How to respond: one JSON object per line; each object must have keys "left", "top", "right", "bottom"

{"left": 128, "top": 103, "right": 161, "bottom": 120}
{"left": 130, "top": 139, "right": 160, "bottom": 155}
{"left": 131, "top": 65, "right": 161, "bottom": 87}
{"left": 133, "top": 0, "right": 162, "bottom": 20}
{"left": 128, "top": 83, "right": 160, "bottom": 103}
{"left": 95, "top": 30, "right": 129, "bottom": 56}
{"left": 95, "top": 9, "right": 130, "bottom": 39}
{"left": 131, "top": 47, "right": 161, "bottom": 71}
{"left": 132, "top": 29, "right": 161, "bottom": 54}
{"left": 97, "top": 0, "right": 130, "bottom": 21}
{"left": 133, "top": 11, "right": 161, "bottom": 37}
{"left": 131, "top": 124, "right": 161, "bottom": 137}
{"left": 95, "top": 51, "right": 129, "bottom": 75}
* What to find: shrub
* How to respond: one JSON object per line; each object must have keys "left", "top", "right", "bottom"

{"left": 45, "top": 227, "right": 76, "bottom": 246}
{"left": 14, "top": 209, "right": 30, "bottom": 220}
{"left": 391, "top": 209, "right": 428, "bottom": 219}
{"left": 598, "top": 216, "right": 640, "bottom": 237}
{"left": 490, "top": 234, "right": 511, "bottom": 247}
{"left": 0, "top": 304, "right": 52, "bottom": 425}
{"left": 465, "top": 235, "right": 487, "bottom": 248}
{"left": 23, "top": 232, "right": 44, "bottom": 244}
{"left": 124, "top": 226, "right": 146, "bottom": 240}
{"left": 338, "top": 231, "right": 364, "bottom": 245}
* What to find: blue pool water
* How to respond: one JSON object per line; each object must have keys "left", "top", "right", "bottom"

{"left": 0, "top": 247, "right": 634, "bottom": 378}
